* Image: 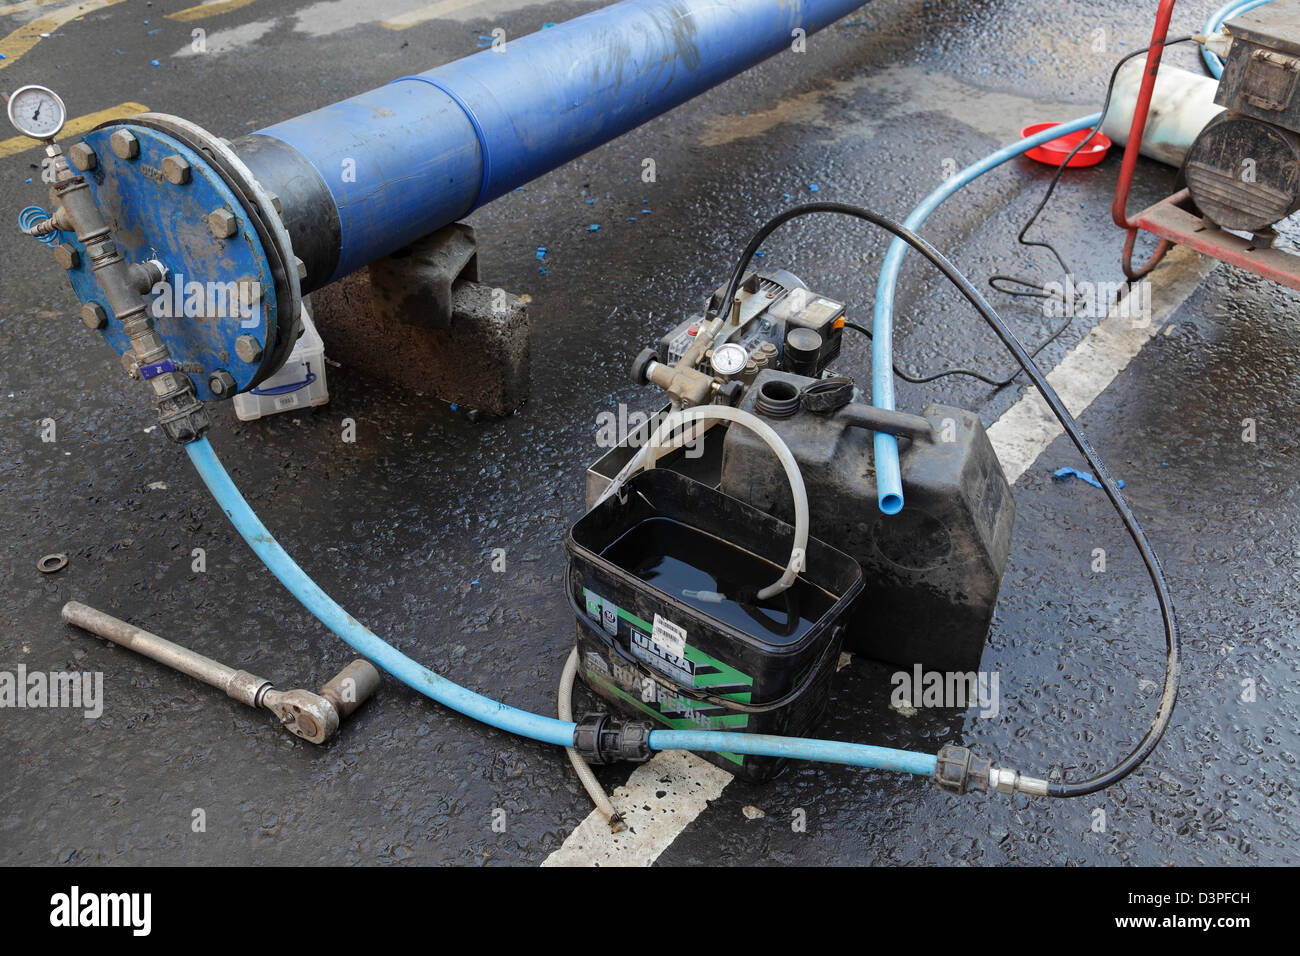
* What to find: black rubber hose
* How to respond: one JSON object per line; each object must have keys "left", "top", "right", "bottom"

{"left": 716, "top": 201, "right": 1179, "bottom": 798}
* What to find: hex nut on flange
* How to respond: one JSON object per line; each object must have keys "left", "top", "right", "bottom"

{"left": 109, "top": 130, "right": 139, "bottom": 160}
{"left": 69, "top": 142, "right": 98, "bottom": 172}
{"left": 53, "top": 244, "right": 80, "bottom": 270}
{"left": 81, "top": 303, "right": 107, "bottom": 330}
{"left": 207, "top": 370, "right": 237, "bottom": 397}
{"left": 234, "top": 335, "right": 263, "bottom": 364}
{"left": 161, "top": 154, "right": 192, "bottom": 185}
{"left": 208, "top": 208, "right": 237, "bottom": 238}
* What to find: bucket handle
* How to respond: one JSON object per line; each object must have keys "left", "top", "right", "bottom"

{"left": 250, "top": 363, "right": 317, "bottom": 396}
{"left": 598, "top": 405, "right": 809, "bottom": 601}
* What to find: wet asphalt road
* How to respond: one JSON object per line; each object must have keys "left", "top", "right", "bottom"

{"left": 1, "top": 0, "right": 1297, "bottom": 865}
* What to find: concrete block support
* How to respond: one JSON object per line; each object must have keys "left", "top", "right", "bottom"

{"left": 309, "top": 229, "right": 529, "bottom": 416}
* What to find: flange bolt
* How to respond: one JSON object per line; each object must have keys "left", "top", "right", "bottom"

{"left": 69, "top": 142, "right": 97, "bottom": 172}
{"left": 161, "top": 154, "right": 192, "bottom": 185}
{"left": 80, "top": 303, "right": 107, "bottom": 330}
{"left": 208, "top": 208, "right": 237, "bottom": 238}
{"left": 109, "top": 130, "right": 139, "bottom": 161}
{"left": 234, "top": 335, "right": 263, "bottom": 364}
{"left": 207, "top": 370, "right": 237, "bottom": 397}
{"left": 53, "top": 244, "right": 80, "bottom": 270}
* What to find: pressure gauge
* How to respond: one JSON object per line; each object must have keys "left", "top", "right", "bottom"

{"left": 710, "top": 342, "right": 749, "bottom": 378}
{"left": 7, "top": 85, "right": 67, "bottom": 140}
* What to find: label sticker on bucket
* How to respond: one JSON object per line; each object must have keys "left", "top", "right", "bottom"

{"left": 652, "top": 613, "right": 687, "bottom": 657}
{"left": 631, "top": 629, "right": 695, "bottom": 686}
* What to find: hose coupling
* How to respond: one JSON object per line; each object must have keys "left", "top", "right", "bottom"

{"left": 990, "top": 767, "right": 1049, "bottom": 797}
{"left": 23, "top": 207, "right": 69, "bottom": 238}
{"left": 153, "top": 380, "right": 210, "bottom": 443}
{"left": 1193, "top": 32, "right": 1233, "bottom": 58}
{"left": 933, "top": 744, "right": 991, "bottom": 794}
{"left": 933, "top": 745, "right": 1048, "bottom": 797}
{"left": 573, "top": 714, "right": 654, "bottom": 764}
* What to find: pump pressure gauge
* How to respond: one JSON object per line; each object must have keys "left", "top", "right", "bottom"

{"left": 710, "top": 342, "right": 749, "bottom": 378}
{"left": 6, "top": 85, "right": 66, "bottom": 140}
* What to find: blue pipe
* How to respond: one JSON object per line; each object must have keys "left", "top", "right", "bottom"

{"left": 650, "top": 730, "right": 937, "bottom": 774}
{"left": 255, "top": 0, "right": 875, "bottom": 284}
{"left": 869, "top": 113, "right": 1101, "bottom": 514}
{"left": 184, "top": 436, "right": 938, "bottom": 775}
{"left": 185, "top": 436, "right": 578, "bottom": 747}
{"left": 1203, "top": 0, "right": 1275, "bottom": 77}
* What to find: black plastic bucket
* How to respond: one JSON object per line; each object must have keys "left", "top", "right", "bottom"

{"left": 565, "top": 468, "right": 864, "bottom": 782}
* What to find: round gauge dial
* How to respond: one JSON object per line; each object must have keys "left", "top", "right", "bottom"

{"left": 710, "top": 342, "right": 749, "bottom": 377}
{"left": 7, "top": 85, "right": 67, "bottom": 140}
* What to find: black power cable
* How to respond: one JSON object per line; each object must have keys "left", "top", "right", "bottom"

{"left": 987, "top": 38, "right": 1195, "bottom": 304}
{"left": 840, "top": 320, "right": 1068, "bottom": 387}
{"left": 829, "top": 38, "right": 1196, "bottom": 391}
{"left": 716, "top": 201, "right": 1179, "bottom": 798}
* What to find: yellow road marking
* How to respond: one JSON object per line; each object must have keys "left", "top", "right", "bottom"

{"left": 382, "top": 0, "right": 481, "bottom": 31}
{"left": 0, "top": 100, "right": 146, "bottom": 159}
{"left": 0, "top": 0, "right": 127, "bottom": 72}
{"left": 166, "top": 0, "right": 258, "bottom": 23}
{"left": 0, "top": 1, "right": 74, "bottom": 17}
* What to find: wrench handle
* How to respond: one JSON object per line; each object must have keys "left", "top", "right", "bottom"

{"left": 61, "top": 601, "right": 268, "bottom": 705}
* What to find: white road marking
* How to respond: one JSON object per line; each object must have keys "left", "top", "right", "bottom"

{"left": 543, "top": 247, "right": 1216, "bottom": 867}
{"left": 541, "top": 751, "right": 731, "bottom": 867}
{"left": 987, "top": 247, "right": 1216, "bottom": 483}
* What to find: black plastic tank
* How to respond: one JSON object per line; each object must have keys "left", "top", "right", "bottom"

{"left": 719, "top": 370, "right": 1015, "bottom": 672}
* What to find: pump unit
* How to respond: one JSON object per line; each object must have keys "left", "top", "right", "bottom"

{"left": 1186, "top": 2, "right": 1300, "bottom": 233}
{"left": 576, "top": 270, "right": 1014, "bottom": 778}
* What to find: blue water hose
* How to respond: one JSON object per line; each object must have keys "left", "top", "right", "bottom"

{"left": 649, "top": 730, "right": 936, "bottom": 774}
{"left": 184, "top": 436, "right": 936, "bottom": 777}
{"left": 186, "top": 436, "right": 577, "bottom": 747}
{"left": 870, "top": 113, "right": 1101, "bottom": 514}
{"left": 18, "top": 206, "right": 60, "bottom": 247}
{"left": 1203, "top": 0, "right": 1275, "bottom": 77}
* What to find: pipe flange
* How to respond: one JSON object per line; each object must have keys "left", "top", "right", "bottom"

{"left": 106, "top": 113, "right": 303, "bottom": 386}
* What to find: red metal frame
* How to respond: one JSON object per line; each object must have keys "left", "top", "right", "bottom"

{"left": 1112, "top": 0, "right": 1300, "bottom": 289}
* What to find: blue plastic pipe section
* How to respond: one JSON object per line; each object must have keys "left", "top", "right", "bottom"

{"left": 1203, "top": 0, "right": 1275, "bottom": 77}
{"left": 650, "top": 730, "right": 937, "bottom": 774}
{"left": 184, "top": 436, "right": 938, "bottom": 776}
{"left": 255, "top": 0, "right": 874, "bottom": 283}
{"left": 869, "top": 112, "right": 1101, "bottom": 514}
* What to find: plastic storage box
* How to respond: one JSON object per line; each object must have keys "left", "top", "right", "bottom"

{"left": 233, "top": 308, "right": 329, "bottom": 421}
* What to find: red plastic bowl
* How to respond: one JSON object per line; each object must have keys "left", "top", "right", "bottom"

{"left": 1021, "top": 122, "right": 1112, "bottom": 167}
